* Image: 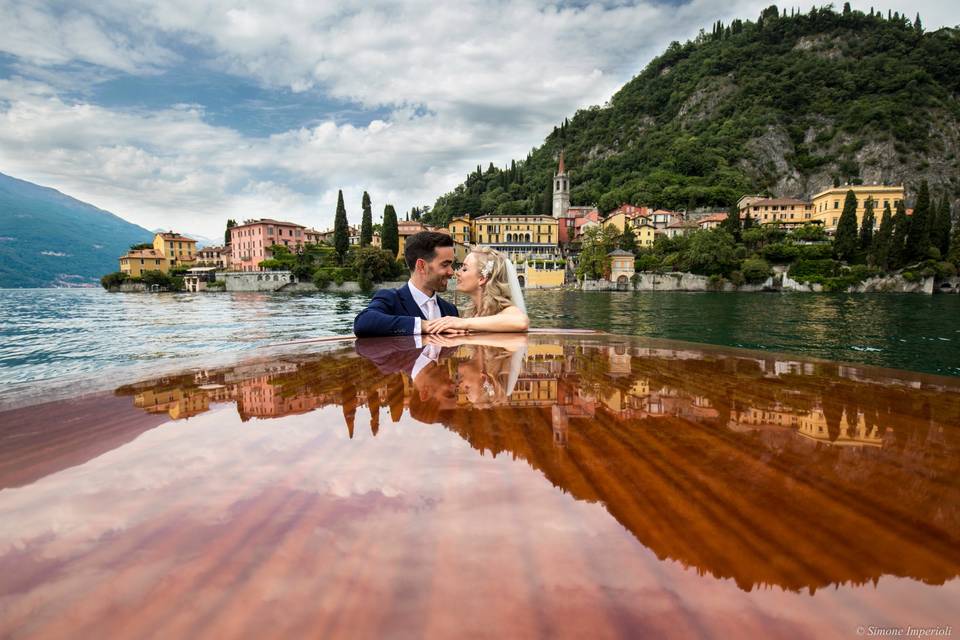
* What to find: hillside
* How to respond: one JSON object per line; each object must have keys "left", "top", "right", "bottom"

{"left": 427, "top": 5, "right": 960, "bottom": 223}
{"left": 0, "top": 173, "right": 153, "bottom": 288}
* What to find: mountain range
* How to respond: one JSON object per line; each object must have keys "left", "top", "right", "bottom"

{"left": 0, "top": 173, "right": 154, "bottom": 288}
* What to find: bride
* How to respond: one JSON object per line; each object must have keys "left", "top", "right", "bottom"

{"left": 422, "top": 247, "right": 529, "bottom": 333}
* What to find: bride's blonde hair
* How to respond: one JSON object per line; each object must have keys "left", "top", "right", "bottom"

{"left": 462, "top": 247, "right": 515, "bottom": 318}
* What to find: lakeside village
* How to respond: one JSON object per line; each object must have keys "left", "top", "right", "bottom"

{"left": 103, "top": 155, "right": 960, "bottom": 295}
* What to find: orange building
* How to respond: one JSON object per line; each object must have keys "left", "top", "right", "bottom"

{"left": 230, "top": 219, "right": 307, "bottom": 272}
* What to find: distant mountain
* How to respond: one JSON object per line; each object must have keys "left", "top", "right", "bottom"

{"left": 0, "top": 173, "right": 153, "bottom": 288}
{"left": 429, "top": 6, "right": 960, "bottom": 221}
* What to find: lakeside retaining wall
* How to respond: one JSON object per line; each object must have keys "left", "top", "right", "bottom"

{"left": 581, "top": 272, "right": 941, "bottom": 293}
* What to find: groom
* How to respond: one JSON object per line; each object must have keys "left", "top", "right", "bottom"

{"left": 353, "top": 231, "right": 459, "bottom": 337}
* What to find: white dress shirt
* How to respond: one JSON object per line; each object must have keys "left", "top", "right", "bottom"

{"left": 408, "top": 281, "right": 442, "bottom": 377}
{"left": 408, "top": 279, "right": 440, "bottom": 338}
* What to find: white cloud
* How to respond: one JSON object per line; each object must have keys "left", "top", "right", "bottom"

{"left": 0, "top": 0, "right": 955, "bottom": 237}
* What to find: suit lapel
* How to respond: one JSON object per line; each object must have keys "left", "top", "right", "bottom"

{"left": 399, "top": 284, "right": 426, "bottom": 320}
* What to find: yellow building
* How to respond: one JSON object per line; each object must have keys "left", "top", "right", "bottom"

{"left": 449, "top": 216, "right": 472, "bottom": 244}
{"left": 119, "top": 249, "right": 170, "bottom": 277}
{"left": 635, "top": 221, "right": 657, "bottom": 248}
{"left": 737, "top": 197, "right": 814, "bottom": 227}
{"left": 810, "top": 184, "right": 905, "bottom": 231}
{"left": 522, "top": 260, "right": 566, "bottom": 289}
{"left": 602, "top": 211, "right": 632, "bottom": 234}
{"left": 470, "top": 215, "right": 559, "bottom": 262}
{"left": 153, "top": 232, "right": 198, "bottom": 265}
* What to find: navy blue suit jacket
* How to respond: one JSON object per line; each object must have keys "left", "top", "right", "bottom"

{"left": 353, "top": 284, "right": 459, "bottom": 337}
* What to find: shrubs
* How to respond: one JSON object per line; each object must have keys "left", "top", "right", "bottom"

{"left": 100, "top": 271, "right": 130, "bottom": 290}
{"left": 761, "top": 242, "right": 799, "bottom": 263}
{"left": 741, "top": 258, "right": 772, "bottom": 284}
{"left": 788, "top": 259, "right": 841, "bottom": 282}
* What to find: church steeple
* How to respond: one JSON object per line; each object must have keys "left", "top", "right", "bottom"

{"left": 552, "top": 150, "right": 570, "bottom": 219}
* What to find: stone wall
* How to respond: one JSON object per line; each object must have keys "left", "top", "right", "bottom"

{"left": 581, "top": 271, "right": 943, "bottom": 293}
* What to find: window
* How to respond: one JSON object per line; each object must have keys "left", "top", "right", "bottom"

{"left": 834, "top": 201, "right": 839, "bottom": 209}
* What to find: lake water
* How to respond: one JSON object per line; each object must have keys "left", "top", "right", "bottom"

{"left": 0, "top": 288, "right": 958, "bottom": 408}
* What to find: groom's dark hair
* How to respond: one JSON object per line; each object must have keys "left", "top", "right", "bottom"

{"left": 404, "top": 231, "right": 454, "bottom": 270}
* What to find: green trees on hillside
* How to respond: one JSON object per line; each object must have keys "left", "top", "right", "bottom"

{"left": 429, "top": 6, "right": 959, "bottom": 226}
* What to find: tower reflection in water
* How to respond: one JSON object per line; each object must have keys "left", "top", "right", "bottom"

{"left": 115, "top": 332, "right": 960, "bottom": 594}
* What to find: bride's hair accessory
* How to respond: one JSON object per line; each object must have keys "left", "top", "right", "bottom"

{"left": 480, "top": 259, "right": 494, "bottom": 280}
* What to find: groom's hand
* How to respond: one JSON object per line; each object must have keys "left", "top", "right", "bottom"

{"left": 423, "top": 317, "right": 468, "bottom": 334}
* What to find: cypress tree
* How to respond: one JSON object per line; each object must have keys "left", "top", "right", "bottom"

{"left": 224, "top": 219, "right": 237, "bottom": 245}
{"left": 891, "top": 200, "right": 910, "bottom": 268}
{"left": 833, "top": 190, "right": 859, "bottom": 262}
{"left": 948, "top": 213, "right": 960, "bottom": 265}
{"left": 360, "top": 191, "right": 373, "bottom": 247}
{"left": 931, "top": 198, "right": 951, "bottom": 256}
{"left": 333, "top": 190, "right": 350, "bottom": 263}
{"left": 721, "top": 204, "right": 741, "bottom": 240}
{"left": 859, "top": 197, "right": 875, "bottom": 250}
{"left": 871, "top": 202, "right": 893, "bottom": 269}
{"left": 905, "top": 181, "right": 931, "bottom": 261}
{"left": 382, "top": 204, "right": 399, "bottom": 258}
{"left": 619, "top": 222, "right": 637, "bottom": 254}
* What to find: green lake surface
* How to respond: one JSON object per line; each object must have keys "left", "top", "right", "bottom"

{"left": 0, "top": 288, "right": 957, "bottom": 406}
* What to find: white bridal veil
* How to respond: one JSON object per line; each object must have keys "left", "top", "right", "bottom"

{"left": 502, "top": 257, "right": 527, "bottom": 398}
{"left": 503, "top": 258, "right": 527, "bottom": 315}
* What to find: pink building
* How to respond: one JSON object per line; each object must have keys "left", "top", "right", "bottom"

{"left": 559, "top": 206, "right": 600, "bottom": 245}
{"left": 230, "top": 219, "right": 307, "bottom": 271}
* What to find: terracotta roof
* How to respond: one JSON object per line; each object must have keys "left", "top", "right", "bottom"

{"left": 235, "top": 219, "right": 305, "bottom": 229}
{"left": 697, "top": 213, "right": 729, "bottom": 224}
{"left": 156, "top": 232, "right": 197, "bottom": 242}
{"left": 122, "top": 249, "right": 166, "bottom": 259}
{"left": 666, "top": 220, "right": 699, "bottom": 229}
{"left": 557, "top": 150, "right": 565, "bottom": 174}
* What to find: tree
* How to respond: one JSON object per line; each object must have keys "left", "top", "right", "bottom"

{"left": 360, "top": 191, "right": 373, "bottom": 247}
{"left": 859, "top": 197, "right": 875, "bottom": 250}
{"left": 353, "top": 246, "right": 397, "bottom": 283}
{"left": 891, "top": 200, "right": 910, "bottom": 268}
{"left": 833, "top": 190, "right": 859, "bottom": 262}
{"left": 129, "top": 242, "right": 153, "bottom": 250}
{"left": 225, "top": 219, "right": 237, "bottom": 245}
{"left": 870, "top": 202, "right": 893, "bottom": 269}
{"left": 905, "top": 180, "right": 931, "bottom": 261}
{"left": 575, "top": 226, "right": 619, "bottom": 280}
{"left": 720, "top": 204, "right": 741, "bottom": 240}
{"left": 931, "top": 198, "right": 951, "bottom": 257}
{"left": 949, "top": 214, "right": 960, "bottom": 266}
{"left": 685, "top": 229, "right": 738, "bottom": 276}
{"left": 382, "top": 204, "right": 399, "bottom": 258}
{"left": 619, "top": 223, "right": 638, "bottom": 253}
{"left": 333, "top": 190, "right": 350, "bottom": 263}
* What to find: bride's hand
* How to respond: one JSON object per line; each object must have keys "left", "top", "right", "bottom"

{"left": 423, "top": 317, "right": 468, "bottom": 334}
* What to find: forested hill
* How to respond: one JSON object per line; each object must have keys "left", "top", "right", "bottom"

{"left": 427, "top": 5, "right": 960, "bottom": 225}
{"left": 0, "top": 173, "right": 153, "bottom": 288}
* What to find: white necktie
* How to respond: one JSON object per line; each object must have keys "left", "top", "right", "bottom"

{"left": 425, "top": 297, "right": 439, "bottom": 320}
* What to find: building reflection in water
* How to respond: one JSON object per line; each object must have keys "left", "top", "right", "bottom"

{"left": 112, "top": 332, "right": 960, "bottom": 595}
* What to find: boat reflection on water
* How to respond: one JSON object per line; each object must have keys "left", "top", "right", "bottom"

{"left": 0, "top": 332, "right": 958, "bottom": 638}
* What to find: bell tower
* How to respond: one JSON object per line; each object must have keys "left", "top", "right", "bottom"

{"left": 552, "top": 150, "right": 570, "bottom": 219}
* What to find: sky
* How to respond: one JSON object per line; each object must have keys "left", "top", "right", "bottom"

{"left": 0, "top": 1, "right": 956, "bottom": 238}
